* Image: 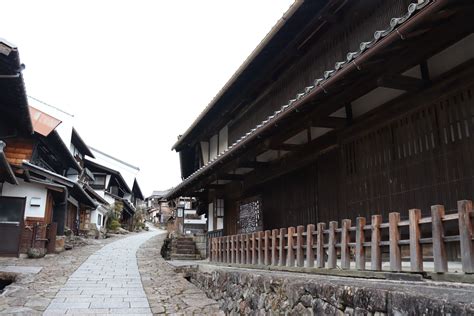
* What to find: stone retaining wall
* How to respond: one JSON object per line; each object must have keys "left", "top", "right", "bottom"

{"left": 187, "top": 267, "right": 474, "bottom": 315}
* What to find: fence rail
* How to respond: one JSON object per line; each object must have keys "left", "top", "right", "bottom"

{"left": 210, "top": 200, "right": 474, "bottom": 274}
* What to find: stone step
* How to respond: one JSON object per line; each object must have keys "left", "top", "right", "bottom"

{"left": 170, "top": 254, "right": 201, "bottom": 260}
{"left": 175, "top": 249, "right": 196, "bottom": 255}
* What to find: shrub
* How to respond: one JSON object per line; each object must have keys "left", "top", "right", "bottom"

{"left": 108, "top": 219, "right": 121, "bottom": 231}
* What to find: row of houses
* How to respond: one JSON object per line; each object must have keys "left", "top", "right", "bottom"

{"left": 0, "top": 39, "right": 143, "bottom": 257}
{"left": 166, "top": 0, "right": 474, "bottom": 261}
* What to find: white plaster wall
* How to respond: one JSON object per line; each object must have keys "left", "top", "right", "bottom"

{"left": 1, "top": 179, "right": 48, "bottom": 218}
{"left": 90, "top": 206, "right": 107, "bottom": 229}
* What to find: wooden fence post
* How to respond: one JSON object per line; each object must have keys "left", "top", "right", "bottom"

{"left": 356, "top": 217, "right": 366, "bottom": 270}
{"left": 252, "top": 232, "right": 258, "bottom": 265}
{"left": 458, "top": 200, "right": 474, "bottom": 273}
{"left": 431, "top": 205, "right": 447, "bottom": 273}
{"left": 237, "top": 234, "right": 242, "bottom": 264}
{"left": 217, "top": 237, "right": 222, "bottom": 262}
{"left": 287, "top": 227, "right": 295, "bottom": 267}
{"left": 296, "top": 226, "right": 305, "bottom": 267}
{"left": 226, "top": 236, "right": 230, "bottom": 263}
{"left": 389, "top": 212, "right": 401, "bottom": 272}
{"left": 231, "top": 235, "right": 235, "bottom": 264}
{"left": 341, "top": 219, "right": 351, "bottom": 270}
{"left": 409, "top": 209, "right": 423, "bottom": 272}
{"left": 328, "top": 221, "right": 337, "bottom": 269}
{"left": 240, "top": 234, "right": 246, "bottom": 264}
{"left": 316, "top": 223, "right": 326, "bottom": 268}
{"left": 256, "top": 231, "right": 262, "bottom": 265}
{"left": 279, "top": 228, "right": 287, "bottom": 266}
{"left": 306, "top": 224, "right": 315, "bottom": 268}
{"left": 271, "top": 229, "right": 278, "bottom": 265}
{"left": 371, "top": 215, "right": 382, "bottom": 271}
{"left": 246, "top": 234, "right": 251, "bottom": 264}
{"left": 264, "top": 230, "right": 271, "bottom": 265}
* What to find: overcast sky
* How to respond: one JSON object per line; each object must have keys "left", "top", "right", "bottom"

{"left": 1, "top": 0, "right": 294, "bottom": 196}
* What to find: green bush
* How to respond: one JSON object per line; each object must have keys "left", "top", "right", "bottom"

{"left": 108, "top": 219, "right": 121, "bottom": 231}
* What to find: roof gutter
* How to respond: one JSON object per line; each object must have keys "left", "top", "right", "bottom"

{"left": 166, "top": 0, "right": 446, "bottom": 199}
{"left": 171, "top": 0, "right": 304, "bottom": 151}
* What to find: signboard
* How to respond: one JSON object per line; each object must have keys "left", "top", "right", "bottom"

{"left": 29, "top": 106, "right": 61, "bottom": 137}
{"left": 238, "top": 197, "right": 262, "bottom": 234}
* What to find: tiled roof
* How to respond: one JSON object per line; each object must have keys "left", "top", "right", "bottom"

{"left": 166, "top": 0, "right": 431, "bottom": 198}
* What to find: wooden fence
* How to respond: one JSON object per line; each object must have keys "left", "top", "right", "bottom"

{"left": 210, "top": 200, "right": 474, "bottom": 274}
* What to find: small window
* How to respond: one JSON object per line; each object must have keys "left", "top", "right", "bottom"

{"left": 91, "top": 174, "right": 106, "bottom": 190}
{"left": 97, "top": 214, "right": 102, "bottom": 226}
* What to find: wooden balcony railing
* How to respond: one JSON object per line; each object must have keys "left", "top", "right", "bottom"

{"left": 210, "top": 200, "right": 474, "bottom": 274}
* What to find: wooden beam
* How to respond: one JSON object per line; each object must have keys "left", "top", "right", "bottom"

{"left": 239, "top": 161, "right": 269, "bottom": 169}
{"left": 217, "top": 174, "right": 245, "bottom": 181}
{"left": 270, "top": 143, "right": 305, "bottom": 151}
{"left": 377, "top": 74, "right": 429, "bottom": 92}
{"left": 313, "top": 116, "right": 346, "bottom": 129}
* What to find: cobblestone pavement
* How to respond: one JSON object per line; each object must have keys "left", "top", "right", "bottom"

{"left": 0, "top": 234, "right": 128, "bottom": 315}
{"left": 44, "top": 230, "right": 160, "bottom": 315}
{"left": 137, "top": 233, "right": 223, "bottom": 315}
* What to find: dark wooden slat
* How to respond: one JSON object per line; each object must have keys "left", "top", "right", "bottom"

{"left": 296, "top": 226, "right": 305, "bottom": 267}
{"left": 431, "top": 205, "right": 448, "bottom": 273}
{"left": 371, "top": 215, "right": 382, "bottom": 271}
{"left": 341, "top": 219, "right": 351, "bottom": 270}
{"left": 389, "top": 212, "right": 402, "bottom": 272}
{"left": 356, "top": 217, "right": 366, "bottom": 271}
{"left": 258, "top": 231, "right": 264, "bottom": 265}
{"left": 328, "top": 221, "right": 337, "bottom": 269}
{"left": 409, "top": 209, "right": 423, "bottom": 272}
{"left": 316, "top": 223, "right": 326, "bottom": 268}
{"left": 458, "top": 200, "right": 474, "bottom": 273}
{"left": 240, "top": 234, "right": 246, "bottom": 264}
{"left": 306, "top": 224, "right": 315, "bottom": 268}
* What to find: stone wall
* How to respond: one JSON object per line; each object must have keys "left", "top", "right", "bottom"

{"left": 188, "top": 267, "right": 474, "bottom": 315}
{"left": 192, "top": 233, "right": 207, "bottom": 259}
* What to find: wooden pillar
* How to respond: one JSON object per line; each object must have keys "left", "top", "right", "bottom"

{"left": 217, "top": 237, "right": 221, "bottom": 262}
{"left": 252, "top": 232, "right": 258, "bottom": 265}
{"left": 458, "top": 200, "right": 474, "bottom": 273}
{"left": 431, "top": 205, "right": 447, "bottom": 273}
{"left": 279, "top": 228, "right": 287, "bottom": 266}
{"left": 389, "top": 212, "right": 401, "bottom": 272}
{"left": 371, "top": 215, "right": 382, "bottom": 271}
{"left": 287, "top": 227, "right": 295, "bottom": 267}
{"left": 355, "top": 217, "right": 366, "bottom": 270}
{"left": 306, "top": 224, "right": 315, "bottom": 268}
{"left": 296, "top": 226, "right": 305, "bottom": 267}
{"left": 264, "top": 230, "right": 271, "bottom": 265}
{"left": 328, "top": 221, "right": 337, "bottom": 269}
{"left": 409, "top": 209, "right": 423, "bottom": 272}
{"left": 341, "top": 219, "right": 351, "bottom": 270}
{"left": 271, "top": 229, "right": 278, "bottom": 266}
{"left": 316, "top": 223, "right": 326, "bottom": 268}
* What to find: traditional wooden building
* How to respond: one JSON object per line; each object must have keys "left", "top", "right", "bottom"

{"left": 167, "top": 0, "right": 474, "bottom": 250}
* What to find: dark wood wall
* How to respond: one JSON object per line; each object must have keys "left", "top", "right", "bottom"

{"left": 225, "top": 80, "right": 474, "bottom": 232}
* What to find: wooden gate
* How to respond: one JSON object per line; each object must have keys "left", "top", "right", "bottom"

{"left": 0, "top": 197, "right": 26, "bottom": 257}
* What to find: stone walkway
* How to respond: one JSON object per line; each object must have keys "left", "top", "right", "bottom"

{"left": 44, "top": 230, "right": 160, "bottom": 315}
{"left": 137, "top": 233, "right": 223, "bottom": 315}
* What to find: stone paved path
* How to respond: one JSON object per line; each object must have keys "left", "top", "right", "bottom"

{"left": 137, "top": 233, "right": 223, "bottom": 315}
{"left": 44, "top": 230, "right": 160, "bottom": 315}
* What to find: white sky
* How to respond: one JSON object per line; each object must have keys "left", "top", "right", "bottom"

{"left": 1, "top": 0, "right": 294, "bottom": 196}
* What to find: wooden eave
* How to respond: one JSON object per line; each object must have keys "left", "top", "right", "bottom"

{"left": 166, "top": 0, "right": 474, "bottom": 200}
